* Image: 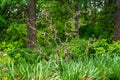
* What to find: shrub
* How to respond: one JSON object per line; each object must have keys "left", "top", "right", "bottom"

{"left": 89, "top": 39, "right": 120, "bottom": 56}
{"left": 69, "top": 38, "right": 88, "bottom": 58}
{"left": 88, "top": 39, "right": 108, "bottom": 55}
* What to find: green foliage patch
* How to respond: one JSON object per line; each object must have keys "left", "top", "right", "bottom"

{"left": 0, "top": 55, "right": 120, "bottom": 80}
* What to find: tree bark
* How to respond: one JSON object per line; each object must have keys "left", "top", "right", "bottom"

{"left": 114, "top": 0, "right": 120, "bottom": 41}
{"left": 93, "top": 0, "right": 97, "bottom": 23}
{"left": 74, "top": 1, "right": 80, "bottom": 35}
{"left": 84, "top": 1, "right": 87, "bottom": 21}
{"left": 27, "top": 0, "right": 37, "bottom": 48}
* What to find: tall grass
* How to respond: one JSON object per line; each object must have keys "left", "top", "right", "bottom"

{"left": 1, "top": 55, "right": 120, "bottom": 80}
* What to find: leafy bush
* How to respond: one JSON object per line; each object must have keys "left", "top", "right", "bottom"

{"left": 79, "top": 23, "right": 103, "bottom": 39}
{"left": 89, "top": 39, "right": 108, "bottom": 55}
{"left": 89, "top": 39, "right": 120, "bottom": 56}
{"left": 107, "top": 41, "right": 120, "bottom": 56}
{"left": 0, "top": 22, "right": 27, "bottom": 54}
{"left": 5, "top": 22, "right": 27, "bottom": 42}
{"left": 69, "top": 38, "right": 88, "bottom": 58}
{"left": 51, "top": 38, "right": 89, "bottom": 59}
{"left": 50, "top": 38, "right": 120, "bottom": 59}
{"left": 7, "top": 48, "right": 44, "bottom": 64}
{"left": 0, "top": 41, "right": 24, "bottom": 53}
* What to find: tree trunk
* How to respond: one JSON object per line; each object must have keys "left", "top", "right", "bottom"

{"left": 93, "top": 0, "right": 96, "bottom": 23}
{"left": 74, "top": 1, "right": 80, "bottom": 35}
{"left": 114, "top": 0, "right": 120, "bottom": 41}
{"left": 84, "top": 3, "right": 87, "bottom": 21}
{"left": 27, "top": 0, "right": 37, "bottom": 48}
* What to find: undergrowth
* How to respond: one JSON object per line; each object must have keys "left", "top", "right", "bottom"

{"left": 0, "top": 55, "right": 120, "bottom": 80}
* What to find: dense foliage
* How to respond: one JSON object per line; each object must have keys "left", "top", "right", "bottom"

{"left": 0, "top": 0, "right": 120, "bottom": 80}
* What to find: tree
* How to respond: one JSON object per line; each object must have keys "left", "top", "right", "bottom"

{"left": 27, "top": 0, "right": 37, "bottom": 48}
{"left": 114, "top": 0, "right": 120, "bottom": 41}
{"left": 74, "top": 1, "right": 80, "bottom": 35}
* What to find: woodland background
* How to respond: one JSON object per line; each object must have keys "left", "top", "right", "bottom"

{"left": 0, "top": 0, "right": 120, "bottom": 80}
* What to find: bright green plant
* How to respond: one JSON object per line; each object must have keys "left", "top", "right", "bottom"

{"left": 57, "top": 55, "right": 120, "bottom": 80}
{"left": 0, "top": 54, "right": 120, "bottom": 80}
{"left": 107, "top": 41, "right": 120, "bottom": 56}
{"left": 69, "top": 38, "right": 88, "bottom": 58}
{"left": 88, "top": 39, "right": 108, "bottom": 55}
{"left": 0, "top": 41, "right": 24, "bottom": 53}
{"left": 0, "top": 53, "right": 13, "bottom": 79}
{"left": 88, "top": 39, "right": 120, "bottom": 56}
